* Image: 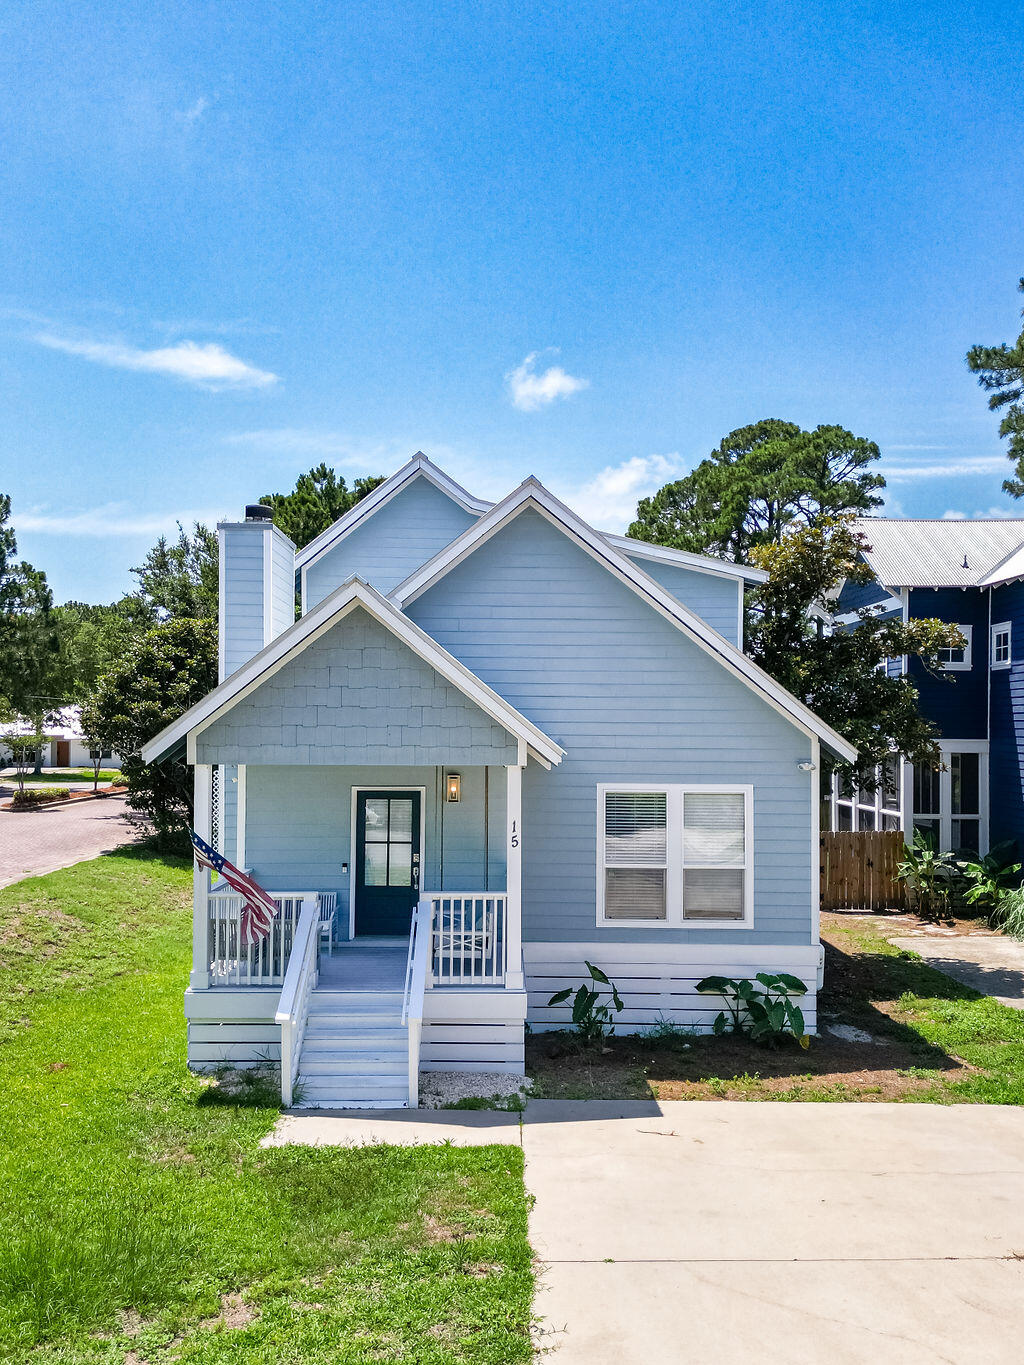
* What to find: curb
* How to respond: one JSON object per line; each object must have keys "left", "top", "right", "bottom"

{"left": 1, "top": 789, "right": 128, "bottom": 813}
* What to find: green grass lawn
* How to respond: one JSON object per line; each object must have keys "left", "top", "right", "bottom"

{"left": 528, "top": 913, "right": 1024, "bottom": 1104}
{"left": 0, "top": 848, "right": 533, "bottom": 1363}
{"left": 1, "top": 769, "right": 123, "bottom": 785}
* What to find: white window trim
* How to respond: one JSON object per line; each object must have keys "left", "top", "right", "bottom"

{"left": 991, "top": 621, "right": 1012, "bottom": 671}
{"left": 909, "top": 740, "right": 989, "bottom": 856}
{"left": 596, "top": 783, "right": 754, "bottom": 930}
{"left": 939, "top": 623, "right": 973, "bottom": 671}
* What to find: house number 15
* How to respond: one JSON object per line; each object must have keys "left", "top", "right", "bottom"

{"left": 510, "top": 819, "right": 519, "bottom": 849}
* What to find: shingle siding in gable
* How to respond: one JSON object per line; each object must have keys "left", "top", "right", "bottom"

{"left": 304, "top": 477, "right": 479, "bottom": 604}
{"left": 407, "top": 508, "right": 815, "bottom": 947}
{"left": 623, "top": 555, "right": 742, "bottom": 644}
{"left": 196, "top": 606, "right": 519, "bottom": 767}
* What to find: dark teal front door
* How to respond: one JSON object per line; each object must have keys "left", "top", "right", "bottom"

{"left": 355, "top": 791, "right": 421, "bottom": 936}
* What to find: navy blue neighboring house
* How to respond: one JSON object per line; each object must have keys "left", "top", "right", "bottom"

{"left": 833, "top": 517, "right": 1024, "bottom": 855}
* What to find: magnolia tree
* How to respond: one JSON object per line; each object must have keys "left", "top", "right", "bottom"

{"left": 746, "top": 517, "right": 965, "bottom": 777}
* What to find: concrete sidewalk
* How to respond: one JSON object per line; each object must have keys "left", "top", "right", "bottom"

{"left": 270, "top": 1099, "right": 1024, "bottom": 1363}
{"left": 890, "top": 932, "right": 1024, "bottom": 1009}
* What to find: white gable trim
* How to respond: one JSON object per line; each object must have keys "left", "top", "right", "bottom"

{"left": 141, "top": 578, "right": 564, "bottom": 768}
{"left": 604, "top": 534, "right": 768, "bottom": 584}
{"left": 390, "top": 479, "right": 858, "bottom": 763}
{"left": 294, "top": 454, "right": 491, "bottom": 574}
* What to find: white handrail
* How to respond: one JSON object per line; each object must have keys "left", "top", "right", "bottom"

{"left": 402, "top": 898, "right": 431, "bottom": 1107}
{"left": 275, "top": 895, "right": 320, "bottom": 1108}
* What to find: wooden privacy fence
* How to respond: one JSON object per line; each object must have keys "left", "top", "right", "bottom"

{"left": 820, "top": 830, "right": 905, "bottom": 911}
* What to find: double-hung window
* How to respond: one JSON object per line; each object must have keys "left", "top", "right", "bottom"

{"left": 938, "top": 625, "right": 972, "bottom": 671}
{"left": 991, "top": 622, "right": 1011, "bottom": 670}
{"left": 598, "top": 785, "right": 753, "bottom": 927}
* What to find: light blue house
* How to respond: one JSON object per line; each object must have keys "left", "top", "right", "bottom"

{"left": 143, "top": 454, "right": 855, "bottom": 1107}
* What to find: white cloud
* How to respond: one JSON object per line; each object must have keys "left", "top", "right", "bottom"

{"left": 33, "top": 333, "right": 278, "bottom": 389}
{"left": 15, "top": 502, "right": 226, "bottom": 538}
{"left": 180, "top": 96, "right": 210, "bottom": 125}
{"left": 506, "top": 351, "right": 589, "bottom": 411}
{"left": 558, "top": 454, "right": 685, "bottom": 532}
{"left": 884, "top": 456, "right": 1008, "bottom": 480}
{"left": 942, "top": 506, "right": 1017, "bottom": 521}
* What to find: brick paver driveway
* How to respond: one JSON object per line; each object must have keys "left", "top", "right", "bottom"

{"left": 0, "top": 795, "right": 140, "bottom": 888}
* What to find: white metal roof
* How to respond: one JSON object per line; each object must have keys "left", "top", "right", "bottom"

{"left": 854, "top": 517, "right": 1024, "bottom": 589}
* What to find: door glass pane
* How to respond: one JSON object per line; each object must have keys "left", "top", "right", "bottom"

{"left": 952, "top": 819, "right": 980, "bottom": 853}
{"left": 388, "top": 798, "right": 414, "bottom": 842}
{"left": 950, "top": 753, "right": 979, "bottom": 815}
{"left": 836, "top": 804, "right": 853, "bottom": 831}
{"left": 683, "top": 793, "right": 744, "bottom": 865}
{"left": 364, "top": 798, "right": 389, "bottom": 839}
{"left": 858, "top": 807, "right": 876, "bottom": 831}
{"left": 364, "top": 842, "right": 388, "bottom": 885}
{"left": 882, "top": 757, "right": 900, "bottom": 810}
{"left": 914, "top": 819, "right": 940, "bottom": 847}
{"left": 388, "top": 842, "right": 413, "bottom": 886}
{"left": 683, "top": 869, "right": 744, "bottom": 920}
{"left": 913, "top": 763, "right": 940, "bottom": 815}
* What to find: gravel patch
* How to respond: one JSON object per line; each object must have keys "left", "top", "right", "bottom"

{"left": 419, "top": 1070, "right": 532, "bottom": 1109}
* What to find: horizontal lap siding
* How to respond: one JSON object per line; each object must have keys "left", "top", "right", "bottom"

{"left": 989, "top": 581, "right": 1024, "bottom": 847}
{"left": 421, "top": 988, "right": 526, "bottom": 1072}
{"left": 908, "top": 586, "right": 989, "bottom": 739}
{"left": 624, "top": 556, "right": 742, "bottom": 645}
{"left": 270, "top": 531, "right": 296, "bottom": 638}
{"left": 305, "top": 477, "right": 479, "bottom": 604}
{"left": 196, "top": 607, "right": 519, "bottom": 768}
{"left": 221, "top": 528, "right": 266, "bottom": 678}
{"left": 525, "top": 943, "right": 819, "bottom": 1035}
{"left": 244, "top": 764, "right": 502, "bottom": 925}
{"left": 409, "top": 509, "right": 815, "bottom": 948}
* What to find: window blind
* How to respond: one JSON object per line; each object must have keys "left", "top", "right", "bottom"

{"left": 604, "top": 792, "right": 667, "bottom": 920}
{"left": 682, "top": 793, "right": 745, "bottom": 865}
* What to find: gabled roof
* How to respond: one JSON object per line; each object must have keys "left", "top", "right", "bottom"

{"left": 140, "top": 578, "right": 565, "bottom": 769}
{"left": 390, "top": 478, "right": 858, "bottom": 762}
{"left": 604, "top": 533, "right": 768, "bottom": 584}
{"left": 294, "top": 453, "right": 494, "bottom": 572}
{"left": 854, "top": 517, "right": 1024, "bottom": 589}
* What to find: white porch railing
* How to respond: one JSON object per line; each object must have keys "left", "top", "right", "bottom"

{"left": 402, "top": 898, "right": 431, "bottom": 1106}
{"left": 427, "top": 892, "right": 507, "bottom": 986}
{"left": 275, "top": 895, "right": 320, "bottom": 1108}
{"left": 207, "top": 890, "right": 336, "bottom": 986}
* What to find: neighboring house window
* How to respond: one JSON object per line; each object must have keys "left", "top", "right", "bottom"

{"left": 831, "top": 758, "right": 901, "bottom": 832}
{"left": 938, "top": 625, "right": 972, "bottom": 671}
{"left": 991, "top": 622, "right": 1011, "bottom": 670}
{"left": 912, "top": 746, "right": 987, "bottom": 854}
{"left": 598, "top": 785, "right": 752, "bottom": 927}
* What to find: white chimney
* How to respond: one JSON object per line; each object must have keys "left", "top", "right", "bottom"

{"left": 217, "top": 506, "right": 296, "bottom": 681}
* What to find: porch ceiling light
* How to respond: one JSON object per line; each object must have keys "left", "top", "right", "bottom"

{"left": 446, "top": 772, "right": 461, "bottom": 802}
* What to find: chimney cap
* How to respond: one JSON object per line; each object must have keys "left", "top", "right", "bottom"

{"left": 245, "top": 504, "right": 274, "bottom": 522}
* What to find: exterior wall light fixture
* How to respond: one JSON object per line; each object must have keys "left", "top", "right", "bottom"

{"left": 446, "top": 772, "right": 462, "bottom": 802}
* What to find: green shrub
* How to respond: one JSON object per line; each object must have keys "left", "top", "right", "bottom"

{"left": 10, "top": 788, "right": 70, "bottom": 810}
{"left": 992, "top": 886, "right": 1024, "bottom": 940}
{"left": 547, "top": 961, "right": 624, "bottom": 1045}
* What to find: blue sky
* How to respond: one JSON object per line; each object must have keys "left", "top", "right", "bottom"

{"left": 2, "top": 1, "right": 1022, "bottom": 603}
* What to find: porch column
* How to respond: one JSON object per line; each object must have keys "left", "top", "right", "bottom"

{"left": 505, "top": 763, "right": 524, "bottom": 990}
{"left": 191, "top": 763, "right": 212, "bottom": 990}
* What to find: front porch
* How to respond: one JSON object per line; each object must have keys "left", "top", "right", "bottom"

{"left": 186, "top": 759, "right": 529, "bottom": 1106}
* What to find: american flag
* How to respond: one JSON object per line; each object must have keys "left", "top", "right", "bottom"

{"left": 190, "top": 830, "right": 280, "bottom": 948}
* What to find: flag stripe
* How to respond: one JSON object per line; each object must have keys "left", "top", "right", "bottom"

{"left": 190, "top": 829, "right": 280, "bottom": 948}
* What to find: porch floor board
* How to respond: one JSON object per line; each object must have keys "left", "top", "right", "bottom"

{"left": 318, "top": 940, "right": 407, "bottom": 993}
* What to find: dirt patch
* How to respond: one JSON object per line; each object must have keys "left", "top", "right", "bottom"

{"left": 462, "top": 1261, "right": 502, "bottom": 1278}
{"left": 830, "top": 908, "right": 997, "bottom": 938}
{"left": 422, "top": 1214, "right": 465, "bottom": 1244}
{"left": 198, "top": 1292, "right": 258, "bottom": 1332}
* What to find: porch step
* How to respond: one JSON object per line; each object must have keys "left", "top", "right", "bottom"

{"left": 302, "top": 1031, "right": 407, "bottom": 1052}
{"left": 299, "top": 1053, "right": 407, "bottom": 1076}
{"left": 295, "top": 1077, "right": 408, "bottom": 1107}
